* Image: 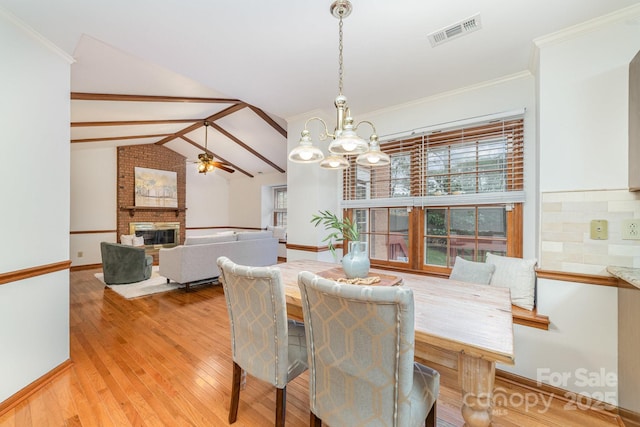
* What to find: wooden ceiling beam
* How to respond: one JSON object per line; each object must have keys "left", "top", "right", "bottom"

{"left": 209, "top": 122, "right": 285, "bottom": 174}
{"left": 180, "top": 136, "right": 253, "bottom": 178}
{"left": 71, "top": 92, "right": 241, "bottom": 103}
{"left": 248, "top": 105, "right": 287, "bottom": 139}
{"left": 71, "top": 133, "right": 173, "bottom": 143}
{"left": 154, "top": 103, "right": 248, "bottom": 146}
{"left": 71, "top": 119, "right": 199, "bottom": 127}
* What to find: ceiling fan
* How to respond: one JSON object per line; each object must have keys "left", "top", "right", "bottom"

{"left": 192, "top": 121, "right": 235, "bottom": 174}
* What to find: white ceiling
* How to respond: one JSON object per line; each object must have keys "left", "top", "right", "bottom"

{"left": 2, "top": 0, "right": 639, "bottom": 178}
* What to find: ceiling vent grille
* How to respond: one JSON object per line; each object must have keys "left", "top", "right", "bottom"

{"left": 428, "top": 14, "right": 482, "bottom": 47}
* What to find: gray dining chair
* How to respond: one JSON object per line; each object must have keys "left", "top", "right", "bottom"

{"left": 216, "top": 256, "right": 308, "bottom": 427}
{"left": 297, "top": 271, "right": 440, "bottom": 427}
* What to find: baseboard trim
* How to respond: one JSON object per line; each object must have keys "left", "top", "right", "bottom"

{"left": 496, "top": 369, "right": 624, "bottom": 420}
{"left": 0, "top": 359, "right": 74, "bottom": 417}
{"left": 619, "top": 407, "right": 640, "bottom": 427}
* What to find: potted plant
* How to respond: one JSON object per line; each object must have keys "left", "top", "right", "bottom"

{"left": 311, "top": 210, "right": 369, "bottom": 278}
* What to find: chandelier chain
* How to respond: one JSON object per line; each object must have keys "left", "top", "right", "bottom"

{"left": 338, "top": 15, "right": 344, "bottom": 95}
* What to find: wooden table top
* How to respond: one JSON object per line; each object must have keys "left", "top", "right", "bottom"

{"left": 277, "top": 259, "right": 515, "bottom": 365}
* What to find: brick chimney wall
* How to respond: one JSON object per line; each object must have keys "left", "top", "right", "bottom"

{"left": 117, "top": 144, "right": 187, "bottom": 246}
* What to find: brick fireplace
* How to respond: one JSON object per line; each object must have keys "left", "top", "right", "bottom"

{"left": 117, "top": 144, "right": 187, "bottom": 254}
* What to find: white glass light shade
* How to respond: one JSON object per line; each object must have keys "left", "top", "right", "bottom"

{"left": 356, "top": 139, "right": 390, "bottom": 166}
{"left": 288, "top": 131, "right": 324, "bottom": 163}
{"left": 319, "top": 154, "right": 349, "bottom": 170}
{"left": 328, "top": 124, "right": 369, "bottom": 155}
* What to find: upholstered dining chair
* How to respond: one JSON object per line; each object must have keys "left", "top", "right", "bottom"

{"left": 297, "top": 271, "right": 440, "bottom": 427}
{"left": 216, "top": 256, "right": 308, "bottom": 427}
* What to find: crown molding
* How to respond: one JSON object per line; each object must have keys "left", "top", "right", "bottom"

{"left": 533, "top": 3, "right": 640, "bottom": 49}
{"left": 0, "top": 6, "right": 74, "bottom": 64}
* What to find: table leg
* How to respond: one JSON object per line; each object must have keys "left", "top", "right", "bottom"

{"left": 458, "top": 353, "right": 495, "bottom": 427}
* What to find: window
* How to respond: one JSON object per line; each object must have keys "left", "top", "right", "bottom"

{"left": 355, "top": 207, "right": 410, "bottom": 263}
{"left": 273, "top": 186, "right": 287, "bottom": 226}
{"left": 343, "top": 115, "right": 524, "bottom": 274}
{"left": 424, "top": 206, "right": 507, "bottom": 268}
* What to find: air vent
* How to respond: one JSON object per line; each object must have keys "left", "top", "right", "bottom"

{"left": 428, "top": 14, "right": 482, "bottom": 47}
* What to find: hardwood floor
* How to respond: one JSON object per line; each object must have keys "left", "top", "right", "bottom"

{"left": 0, "top": 268, "right": 625, "bottom": 426}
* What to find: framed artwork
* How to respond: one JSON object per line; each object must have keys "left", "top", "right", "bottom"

{"left": 134, "top": 167, "right": 178, "bottom": 207}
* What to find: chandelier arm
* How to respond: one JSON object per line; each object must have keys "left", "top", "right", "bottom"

{"left": 353, "top": 120, "right": 378, "bottom": 136}
{"left": 303, "top": 117, "right": 335, "bottom": 140}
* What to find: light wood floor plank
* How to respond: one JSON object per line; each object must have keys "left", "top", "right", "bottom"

{"left": 0, "top": 268, "right": 623, "bottom": 426}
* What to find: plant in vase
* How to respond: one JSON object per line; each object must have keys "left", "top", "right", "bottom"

{"left": 311, "top": 210, "right": 370, "bottom": 279}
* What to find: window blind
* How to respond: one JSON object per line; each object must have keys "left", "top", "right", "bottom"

{"left": 342, "top": 116, "right": 524, "bottom": 208}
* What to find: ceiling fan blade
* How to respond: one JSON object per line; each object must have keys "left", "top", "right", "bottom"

{"left": 214, "top": 163, "right": 235, "bottom": 173}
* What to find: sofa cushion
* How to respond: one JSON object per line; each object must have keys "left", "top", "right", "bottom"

{"left": 486, "top": 253, "right": 537, "bottom": 311}
{"left": 236, "top": 230, "right": 273, "bottom": 241}
{"left": 449, "top": 256, "right": 495, "bottom": 285}
{"left": 185, "top": 234, "right": 237, "bottom": 245}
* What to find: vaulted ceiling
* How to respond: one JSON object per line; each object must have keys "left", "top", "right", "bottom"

{"left": 2, "top": 0, "right": 639, "bottom": 179}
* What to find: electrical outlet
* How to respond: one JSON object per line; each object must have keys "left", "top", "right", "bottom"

{"left": 622, "top": 219, "right": 640, "bottom": 240}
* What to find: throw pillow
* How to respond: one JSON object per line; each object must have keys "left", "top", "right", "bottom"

{"left": 486, "top": 253, "right": 537, "bottom": 311}
{"left": 132, "top": 235, "right": 145, "bottom": 246}
{"left": 120, "top": 234, "right": 134, "bottom": 246}
{"left": 449, "top": 256, "right": 495, "bottom": 285}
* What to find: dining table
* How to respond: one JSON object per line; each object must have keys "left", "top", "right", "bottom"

{"left": 276, "top": 259, "right": 515, "bottom": 427}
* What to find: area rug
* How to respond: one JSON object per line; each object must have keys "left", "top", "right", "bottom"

{"left": 94, "top": 266, "right": 184, "bottom": 299}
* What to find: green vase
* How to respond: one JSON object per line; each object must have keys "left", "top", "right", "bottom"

{"left": 342, "top": 241, "right": 370, "bottom": 279}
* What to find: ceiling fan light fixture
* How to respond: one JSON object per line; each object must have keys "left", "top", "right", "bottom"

{"left": 196, "top": 120, "right": 228, "bottom": 175}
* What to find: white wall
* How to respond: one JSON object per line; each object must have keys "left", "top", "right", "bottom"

{"left": 0, "top": 8, "right": 72, "bottom": 402}
{"left": 227, "top": 172, "right": 286, "bottom": 228}
{"left": 70, "top": 146, "right": 117, "bottom": 265}
{"left": 185, "top": 166, "right": 230, "bottom": 234}
{"left": 513, "top": 11, "right": 640, "bottom": 403}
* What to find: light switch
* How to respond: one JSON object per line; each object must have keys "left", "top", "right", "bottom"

{"left": 590, "top": 219, "right": 608, "bottom": 240}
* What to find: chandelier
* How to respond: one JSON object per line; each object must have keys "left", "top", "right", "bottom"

{"left": 287, "top": 0, "right": 390, "bottom": 170}
{"left": 197, "top": 121, "right": 234, "bottom": 174}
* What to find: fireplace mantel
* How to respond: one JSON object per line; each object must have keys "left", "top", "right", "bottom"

{"left": 120, "top": 206, "right": 187, "bottom": 217}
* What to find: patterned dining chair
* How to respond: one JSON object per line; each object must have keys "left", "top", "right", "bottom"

{"left": 297, "top": 271, "right": 439, "bottom": 427}
{"left": 216, "top": 256, "right": 308, "bottom": 427}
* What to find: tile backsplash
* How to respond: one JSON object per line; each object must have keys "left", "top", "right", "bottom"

{"left": 541, "top": 189, "right": 640, "bottom": 275}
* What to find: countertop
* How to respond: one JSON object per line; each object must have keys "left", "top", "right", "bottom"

{"left": 607, "top": 266, "right": 640, "bottom": 289}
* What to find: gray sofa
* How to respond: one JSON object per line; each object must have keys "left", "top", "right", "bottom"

{"left": 158, "top": 231, "right": 278, "bottom": 290}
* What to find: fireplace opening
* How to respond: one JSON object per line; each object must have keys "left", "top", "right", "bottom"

{"left": 129, "top": 222, "right": 179, "bottom": 248}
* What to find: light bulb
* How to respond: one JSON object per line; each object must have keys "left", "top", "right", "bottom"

{"left": 299, "top": 149, "right": 314, "bottom": 161}
{"left": 329, "top": 159, "right": 341, "bottom": 168}
{"left": 367, "top": 154, "right": 380, "bottom": 164}
{"left": 342, "top": 140, "right": 357, "bottom": 152}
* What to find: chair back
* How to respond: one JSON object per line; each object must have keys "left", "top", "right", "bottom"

{"left": 100, "top": 242, "right": 149, "bottom": 284}
{"left": 217, "top": 256, "right": 290, "bottom": 388}
{"left": 297, "top": 271, "right": 418, "bottom": 426}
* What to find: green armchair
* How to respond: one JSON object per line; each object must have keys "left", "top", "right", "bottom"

{"left": 100, "top": 242, "right": 153, "bottom": 285}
